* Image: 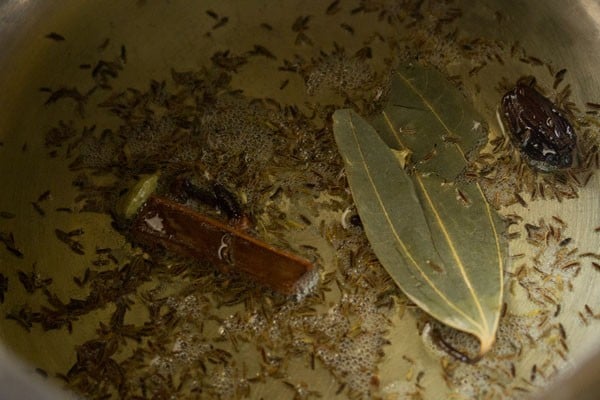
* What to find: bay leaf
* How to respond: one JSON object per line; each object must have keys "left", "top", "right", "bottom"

{"left": 332, "top": 66, "right": 505, "bottom": 355}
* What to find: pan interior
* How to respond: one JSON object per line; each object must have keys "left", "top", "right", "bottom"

{"left": 0, "top": 1, "right": 598, "bottom": 399}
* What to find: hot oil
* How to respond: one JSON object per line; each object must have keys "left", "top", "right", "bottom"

{"left": 0, "top": 1, "right": 599, "bottom": 399}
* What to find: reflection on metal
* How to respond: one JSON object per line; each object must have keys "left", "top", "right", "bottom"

{"left": 580, "top": 0, "right": 600, "bottom": 38}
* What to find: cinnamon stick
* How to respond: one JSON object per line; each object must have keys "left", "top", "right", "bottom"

{"left": 130, "top": 195, "right": 316, "bottom": 295}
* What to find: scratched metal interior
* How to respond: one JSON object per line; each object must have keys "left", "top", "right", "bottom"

{"left": 0, "top": 1, "right": 599, "bottom": 399}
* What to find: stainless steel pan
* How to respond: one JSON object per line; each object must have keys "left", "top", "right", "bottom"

{"left": 0, "top": 1, "right": 598, "bottom": 398}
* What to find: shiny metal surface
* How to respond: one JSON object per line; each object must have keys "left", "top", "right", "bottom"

{"left": 0, "top": 1, "right": 598, "bottom": 398}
